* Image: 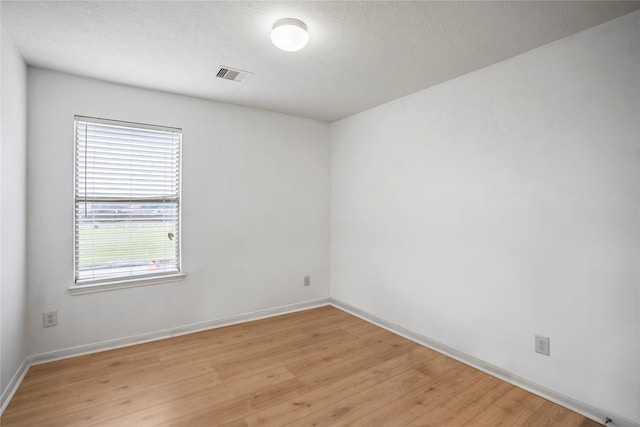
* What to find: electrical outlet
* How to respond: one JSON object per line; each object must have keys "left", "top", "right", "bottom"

{"left": 304, "top": 275, "right": 311, "bottom": 286}
{"left": 43, "top": 311, "right": 58, "bottom": 328}
{"left": 535, "top": 335, "right": 550, "bottom": 356}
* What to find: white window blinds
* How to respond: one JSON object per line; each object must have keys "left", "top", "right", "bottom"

{"left": 74, "top": 116, "right": 182, "bottom": 284}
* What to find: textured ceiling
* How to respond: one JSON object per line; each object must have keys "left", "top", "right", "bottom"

{"left": 2, "top": 1, "right": 639, "bottom": 122}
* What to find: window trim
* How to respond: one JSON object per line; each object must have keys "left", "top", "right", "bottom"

{"left": 70, "top": 115, "right": 184, "bottom": 294}
{"left": 68, "top": 272, "right": 186, "bottom": 295}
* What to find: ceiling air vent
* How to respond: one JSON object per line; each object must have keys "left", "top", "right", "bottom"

{"left": 215, "top": 66, "right": 253, "bottom": 83}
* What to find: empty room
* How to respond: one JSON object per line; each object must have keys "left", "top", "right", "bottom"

{"left": 1, "top": 1, "right": 638, "bottom": 426}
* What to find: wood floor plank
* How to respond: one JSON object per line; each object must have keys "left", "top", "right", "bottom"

{"left": 167, "top": 378, "right": 308, "bottom": 426}
{"left": 245, "top": 348, "right": 442, "bottom": 427}
{"left": 463, "top": 387, "right": 548, "bottom": 426}
{"left": 92, "top": 366, "right": 295, "bottom": 426}
{"left": 2, "top": 370, "right": 220, "bottom": 426}
{"left": 11, "top": 356, "right": 101, "bottom": 395}
{"left": 521, "top": 400, "right": 602, "bottom": 427}
{"left": 403, "top": 373, "right": 513, "bottom": 426}
{"left": 284, "top": 337, "right": 366, "bottom": 377}
{"left": 218, "top": 419, "right": 249, "bottom": 427}
{"left": 284, "top": 369, "right": 432, "bottom": 427}
{"left": 350, "top": 359, "right": 489, "bottom": 426}
{"left": 215, "top": 330, "right": 359, "bottom": 380}
{"left": 0, "top": 306, "right": 604, "bottom": 427}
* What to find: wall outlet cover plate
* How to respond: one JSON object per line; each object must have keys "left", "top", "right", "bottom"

{"left": 535, "top": 335, "right": 550, "bottom": 356}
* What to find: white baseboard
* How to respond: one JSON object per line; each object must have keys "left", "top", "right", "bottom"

{"left": 0, "top": 297, "right": 330, "bottom": 416}
{"left": 0, "top": 357, "right": 29, "bottom": 415}
{"left": 329, "top": 298, "right": 638, "bottom": 427}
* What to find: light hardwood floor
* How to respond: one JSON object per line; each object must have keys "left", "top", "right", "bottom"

{"left": 2, "top": 306, "right": 601, "bottom": 426}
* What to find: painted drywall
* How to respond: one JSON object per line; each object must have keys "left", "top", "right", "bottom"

{"left": 0, "top": 27, "right": 28, "bottom": 396}
{"left": 27, "top": 68, "right": 330, "bottom": 355}
{"left": 331, "top": 10, "right": 639, "bottom": 423}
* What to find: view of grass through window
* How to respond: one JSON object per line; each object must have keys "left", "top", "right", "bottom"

{"left": 77, "top": 225, "right": 176, "bottom": 269}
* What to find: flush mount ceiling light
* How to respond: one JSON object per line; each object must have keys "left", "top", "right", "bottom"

{"left": 271, "top": 18, "right": 308, "bottom": 52}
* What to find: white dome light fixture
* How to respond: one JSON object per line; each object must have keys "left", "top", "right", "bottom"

{"left": 271, "top": 18, "right": 308, "bottom": 52}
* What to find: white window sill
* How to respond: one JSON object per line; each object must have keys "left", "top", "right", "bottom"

{"left": 68, "top": 272, "right": 186, "bottom": 295}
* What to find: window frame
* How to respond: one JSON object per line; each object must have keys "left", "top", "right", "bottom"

{"left": 69, "top": 115, "right": 185, "bottom": 295}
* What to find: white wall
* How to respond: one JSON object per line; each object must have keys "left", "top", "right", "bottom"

{"left": 0, "top": 28, "right": 28, "bottom": 397}
{"left": 27, "top": 69, "right": 330, "bottom": 355}
{"left": 331, "top": 10, "right": 639, "bottom": 423}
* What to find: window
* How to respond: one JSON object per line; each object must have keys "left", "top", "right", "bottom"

{"left": 73, "top": 116, "right": 182, "bottom": 291}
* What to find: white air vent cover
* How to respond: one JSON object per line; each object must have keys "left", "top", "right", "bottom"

{"left": 215, "top": 66, "right": 253, "bottom": 83}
